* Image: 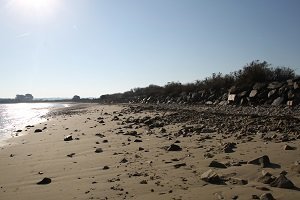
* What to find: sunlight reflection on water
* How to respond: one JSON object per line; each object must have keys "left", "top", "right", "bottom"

{"left": 0, "top": 103, "right": 69, "bottom": 143}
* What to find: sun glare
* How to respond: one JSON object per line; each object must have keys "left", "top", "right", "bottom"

{"left": 11, "top": 0, "right": 60, "bottom": 21}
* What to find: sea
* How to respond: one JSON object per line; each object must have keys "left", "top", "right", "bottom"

{"left": 0, "top": 103, "right": 70, "bottom": 145}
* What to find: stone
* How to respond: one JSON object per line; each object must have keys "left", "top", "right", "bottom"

{"left": 140, "top": 180, "right": 148, "bottom": 184}
{"left": 120, "top": 158, "right": 128, "bottom": 163}
{"left": 268, "top": 82, "right": 283, "bottom": 90}
{"left": 257, "top": 171, "right": 275, "bottom": 184}
{"left": 209, "top": 160, "right": 227, "bottom": 169}
{"left": 37, "top": 177, "right": 52, "bottom": 185}
{"left": 260, "top": 193, "right": 275, "bottom": 200}
{"left": 270, "top": 174, "right": 295, "bottom": 189}
{"left": 226, "top": 178, "right": 248, "bottom": 185}
{"left": 283, "top": 144, "right": 296, "bottom": 150}
{"left": 103, "top": 166, "right": 109, "bottom": 170}
{"left": 200, "top": 169, "right": 223, "bottom": 184}
{"left": 223, "top": 142, "right": 236, "bottom": 153}
{"left": 167, "top": 144, "right": 182, "bottom": 151}
{"left": 249, "top": 90, "right": 258, "bottom": 98}
{"left": 248, "top": 155, "right": 271, "bottom": 168}
{"left": 67, "top": 153, "right": 76, "bottom": 158}
{"left": 95, "top": 148, "right": 103, "bottom": 153}
{"left": 271, "top": 97, "right": 284, "bottom": 106}
{"left": 134, "top": 139, "right": 143, "bottom": 143}
{"left": 173, "top": 163, "right": 186, "bottom": 169}
{"left": 64, "top": 135, "right": 73, "bottom": 141}
{"left": 268, "top": 89, "right": 277, "bottom": 98}
{"left": 34, "top": 129, "right": 43, "bottom": 133}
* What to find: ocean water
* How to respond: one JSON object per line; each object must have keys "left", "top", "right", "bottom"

{"left": 0, "top": 103, "right": 69, "bottom": 144}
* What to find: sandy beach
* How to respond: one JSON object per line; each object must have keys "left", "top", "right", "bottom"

{"left": 0, "top": 103, "right": 299, "bottom": 200}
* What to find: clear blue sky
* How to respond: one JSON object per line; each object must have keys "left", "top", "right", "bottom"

{"left": 0, "top": 0, "right": 300, "bottom": 98}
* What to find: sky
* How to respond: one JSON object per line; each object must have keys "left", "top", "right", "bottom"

{"left": 0, "top": 0, "right": 300, "bottom": 98}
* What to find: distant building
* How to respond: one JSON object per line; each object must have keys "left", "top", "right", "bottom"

{"left": 15, "top": 94, "right": 34, "bottom": 102}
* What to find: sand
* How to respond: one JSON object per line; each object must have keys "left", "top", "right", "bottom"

{"left": 0, "top": 104, "right": 299, "bottom": 200}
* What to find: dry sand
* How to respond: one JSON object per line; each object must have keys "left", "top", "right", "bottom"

{"left": 0, "top": 104, "right": 299, "bottom": 200}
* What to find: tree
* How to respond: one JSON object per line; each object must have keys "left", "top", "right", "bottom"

{"left": 72, "top": 95, "right": 80, "bottom": 101}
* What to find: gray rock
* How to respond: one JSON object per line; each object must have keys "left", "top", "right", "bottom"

{"left": 200, "top": 169, "right": 223, "bottom": 184}
{"left": 209, "top": 160, "right": 227, "bottom": 169}
{"left": 260, "top": 193, "right": 275, "bottom": 200}
{"left": 249, "top": 90, "right": 258, "bottom": 98}
{"left": 37, "top": 177, "right": 52, "bottom": 185}
{"left": 268, "top": 89, "right": 277, "bottom": 98}
{"left": 226, "top": 178, "right": 248, "bottom": 185}
{"left": 283, "top": 144, "right": 296, "bottom": 150}
{"left": 248, "top": 155, "right": 271, "bottom": 168}
{"left": 271, "top": 97, "right": 284, "bottom": 106}
{"left": 34, "top": 129, "right": 43, "bottom": 133}
{"left": 268, "top": 82, "right": 283, "bottom": 90}
{"left": 270, "top": 174, "right": 295, "bottom": 189}
{"left": 64, "top": 135, "right": 73, "bottom": 141}
{"left": 95, "top": 148, "right": 103, "bottom": 153}
{"left": 167, "top": 144, "right": 182, "bottom": 151}
{"left": 257, "top": 171, "right": 276, "bottom": 184}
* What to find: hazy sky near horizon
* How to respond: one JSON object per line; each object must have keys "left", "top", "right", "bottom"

{"left": 0, "top": 0, "right": 300, "bottom": 98}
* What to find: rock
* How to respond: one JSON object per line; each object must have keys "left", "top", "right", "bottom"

{"left": 67, "top": 153, "right": 76, "bottom": 158}
{"left": 270, "top": 174, "right": 295, "bottom": 189}
{"left": 120, "top": 158, "right": 128, "bottom": 163}
{"left": 209, "top": 160, "right": 227, "bottom": 169}
{"left": 140, "top": 180, "right": 148, "bottom": 184}
{"left": 200, "top": 169, "right": 223, "bottom": 184}
{"left": 173, "top": 163, "right": 186, "bottom": 169}
{"left": 268, "top": 89, "right": 277, "bottom": 98}
{"left": 64, "top": 135, "right": 73, "bottom": 141}
{"left": 223, "top": 142, "right": 236, "bottom": 153}
{"left": 271, "top": 97, "right": 284, "bottom": 106}
{"left": 103, "top": 166, "right": 109, "bottom": 170}
{"left": 123, "top": 131, "right": 138, "bottom": 136}
{"left": 226, "top": 178, "right": 248, "bottom": 185}
{"left": 37, "top": 177, "right": 52, "bottom": 185}
{"left": 283, "top": 144, "right": 296, "bottom": 150}
{"left": 260, "top": 193, "right": 275, "bottom": 200}
{"left": 95, "top": 148, "right": 103, "bottom": 153}
{"left": 134, "top": 139, "right": 143, "bottom": 143}
{"left": 167, "top": 144, "right": 182, "bottom": 151}
{"left": 268, "top": 82, "right": 283, "bottom": 90}
{"left": 257, "top": 171, "right": 276, "bottom": 184}
{"left": 248, "top": 155, "right": 271, "bottom": 168}
{"left": 34, "top": 129, "right": 43, "bottom": 133}
{"left": 95, "top": 133, "right": 105, "bottom": 138}
{"left": 138, "top": 147, "right": 145, "bottom": 151}
{"left": 249, "top": 90, "right": 258, "bottom": 98}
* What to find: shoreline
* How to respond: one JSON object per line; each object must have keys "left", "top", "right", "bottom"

{"left": 0, "top": 103, "right": 299, "bottom": 199}
{"left": 0, "top": 103, "right": 95, "bottom": 147}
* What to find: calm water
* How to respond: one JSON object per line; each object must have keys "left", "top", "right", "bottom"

{"left": 0, "top": 103, "right": 69, "bottom": 144}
